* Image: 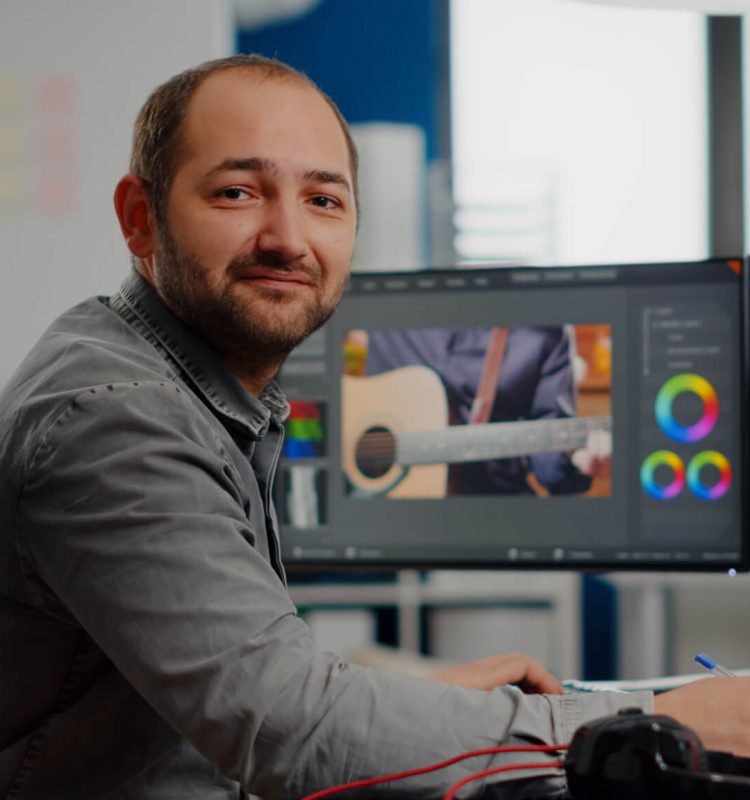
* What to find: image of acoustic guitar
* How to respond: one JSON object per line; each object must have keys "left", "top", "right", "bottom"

{"left": 342, "top": 365, "right": 611, "bottom": 498}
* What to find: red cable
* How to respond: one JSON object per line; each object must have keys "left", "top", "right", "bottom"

{"left": 443, "top": 759, "right": 564, "bottom": 800}
{"left": 300, "top": 743, "right": 567, "bottom": 800}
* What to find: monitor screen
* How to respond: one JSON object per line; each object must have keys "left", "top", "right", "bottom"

{"left": 276, "top": 258, "right": 748, "bottom": 571}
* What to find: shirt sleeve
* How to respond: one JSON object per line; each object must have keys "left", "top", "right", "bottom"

{"left": 526, "top": 328, "right": 593, "bottom": 494}
{"left": 18, "top": 380, "right": 650, "bottom": 799}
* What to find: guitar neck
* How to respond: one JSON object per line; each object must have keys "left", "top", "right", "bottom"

{"left": 397, "top": 416, "right": 611, "bottom": 466}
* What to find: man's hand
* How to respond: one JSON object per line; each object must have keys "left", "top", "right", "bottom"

{"left": 571, "top": 428, "right": 611, "bottom": 478}
{"left": 423, "top": 652, "right": 563, "bottom": 694}
{"left": 654, "top": 676, "right": 750, "bottom": 756}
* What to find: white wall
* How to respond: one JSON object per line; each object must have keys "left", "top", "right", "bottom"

{"left": 0, "top": 0, "right": 233, "bottom": 385}
{"left": 613, "top": 573, "right": 750, "bottom": 679}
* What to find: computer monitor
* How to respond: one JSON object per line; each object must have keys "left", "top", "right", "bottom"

{"left": 276, "top": 258, "right": 748, "bottom": 571}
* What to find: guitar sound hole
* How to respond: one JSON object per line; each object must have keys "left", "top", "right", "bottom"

{"left": 355, "top": 426, "right": 396, "bottom": 479}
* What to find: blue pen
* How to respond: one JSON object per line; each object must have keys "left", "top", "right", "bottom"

{"left": 695, "top": 652, "right": 736, "bottom": 677}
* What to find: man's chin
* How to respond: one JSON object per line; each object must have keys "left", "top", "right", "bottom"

{"left": 233, "top": 303, "right": 321, "bottom": 350}
{"left": 223, "top": 279, "right": 342, "bottom": 351}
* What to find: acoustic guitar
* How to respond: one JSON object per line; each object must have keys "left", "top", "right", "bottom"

{"left": 342, "top": 365, "right": 610, "bottom": 498}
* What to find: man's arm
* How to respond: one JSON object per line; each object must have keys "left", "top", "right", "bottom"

{"left": 654, "top": 677, "right": 750, "bottom": 757}
{"left": 521, "top": 327, "right": 613, "bottom": 493}
{"left": 18, "top": 380, "right": 651, "bottom": 798}
{"left": 425, "top": 652, "right": 563, "bottom": 694}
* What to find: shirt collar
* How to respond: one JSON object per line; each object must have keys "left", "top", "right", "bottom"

{"left": 115, "top": 270, "right": 289, "bottom": 440}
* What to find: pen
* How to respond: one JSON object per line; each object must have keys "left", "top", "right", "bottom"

{"left": 695, "top": 652, "right": 736, "bottom": 677}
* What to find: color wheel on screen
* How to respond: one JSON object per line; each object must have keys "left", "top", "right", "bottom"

{"left": 654, "top": 373, "right": 718, "bottom": 443}
{"left": 643, "top": 374, "right": 731, "bottom": 500}
{"left": 640, "top": 450, "right": 685, "bottom": 500}
{"left": 686, "top": 450, "right": 732, "bottom": 500}
{"left": 640, "top": 450, "right": 732, "bottom": 501}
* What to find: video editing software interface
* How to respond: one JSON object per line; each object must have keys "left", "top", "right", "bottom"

{"left": 277, "top": 259, "right": 747, "bottom": 570}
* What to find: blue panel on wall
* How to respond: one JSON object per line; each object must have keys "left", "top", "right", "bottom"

{"left": 582, "top": 574, "right": 618, "bottom": 680}
{"left": 237, "top": 0, "right": 442, "bottom": 160}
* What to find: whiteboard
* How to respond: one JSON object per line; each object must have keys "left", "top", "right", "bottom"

{"left": 0, "top": 0, "right": 233, "bottom": 384}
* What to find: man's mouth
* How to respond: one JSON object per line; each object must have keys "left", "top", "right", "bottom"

{"left": 236, "top": 268, "right": 314, "bottom": 289}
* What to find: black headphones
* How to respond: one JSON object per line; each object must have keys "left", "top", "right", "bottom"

{"left": 564, "top": 708, "right": 750, "bottom": 799}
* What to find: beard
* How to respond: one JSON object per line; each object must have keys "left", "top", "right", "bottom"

{"left": 151, "top": 223, "right": 349, "bottom": 369}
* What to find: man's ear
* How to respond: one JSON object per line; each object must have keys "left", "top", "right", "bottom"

{"left": 113, "top": 174, "right": 156, "bottom": 259}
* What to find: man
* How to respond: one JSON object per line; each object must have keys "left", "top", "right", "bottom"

{"left": 0, "top": 54, "right": 748, "bottom": 800}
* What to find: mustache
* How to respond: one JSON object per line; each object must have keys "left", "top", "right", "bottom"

{"left": 227, "top": 252, "right": 319, "bottom": 282}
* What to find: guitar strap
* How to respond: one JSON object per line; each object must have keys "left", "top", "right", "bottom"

{"left": 469, "top": 327, "right": 508, "bottom": 425}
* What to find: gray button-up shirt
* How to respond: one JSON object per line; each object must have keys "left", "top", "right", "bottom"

{"left": 0, "top": 271, "right": 651, "bottom": 799}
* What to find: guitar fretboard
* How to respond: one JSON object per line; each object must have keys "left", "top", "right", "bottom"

{"left": 397, "top": 416, "right": 611, "bottom": 466}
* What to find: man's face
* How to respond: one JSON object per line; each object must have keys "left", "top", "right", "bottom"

{"left": 149, "top": 70, "right": 357, "bottom": 373}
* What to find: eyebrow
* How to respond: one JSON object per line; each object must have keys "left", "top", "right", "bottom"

{"left": 205, "top": 157, "right": 276, "bottom": 178}
{"left": 302, "top": 169, "right": 352, "bottom": 195}
{"left": 204, "top": 158, "right": 352, "bottom": 195}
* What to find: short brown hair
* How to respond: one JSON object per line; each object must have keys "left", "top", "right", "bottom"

{"left": 129, "top": 53, "right": 359, "bottom": 224}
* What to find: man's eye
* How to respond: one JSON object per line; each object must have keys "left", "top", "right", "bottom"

{"left": 218, "top": 187, "right": 248, "bottom": 200}
{"left": 310, "top": 195, "right": 339, "bottom": 209}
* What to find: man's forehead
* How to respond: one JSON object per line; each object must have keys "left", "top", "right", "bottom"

{"left": 187, "top": 69, "right": 328, "bottom": 125}
{"left": 180, "top": 70, "right": 350, "bottom": 166}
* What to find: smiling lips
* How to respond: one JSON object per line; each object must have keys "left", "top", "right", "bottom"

{"left": 237, "top": 268, "right": 314, "bottom": 289}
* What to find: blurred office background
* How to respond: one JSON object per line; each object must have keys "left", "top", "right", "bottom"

{"left": 2, "top": 0, "right": 750, "bottom": 681}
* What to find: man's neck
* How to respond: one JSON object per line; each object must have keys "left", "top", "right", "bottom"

{"left": 220, "top": 351, "right": 281, "bottom": 397}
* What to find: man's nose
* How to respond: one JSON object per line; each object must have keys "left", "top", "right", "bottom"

{"left": 255, "top": 198, "right": 308, "bottom": 262}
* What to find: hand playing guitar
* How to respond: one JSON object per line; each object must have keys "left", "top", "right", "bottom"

{"left": 570, "top": 428, "right": 612, "bottom": 479}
